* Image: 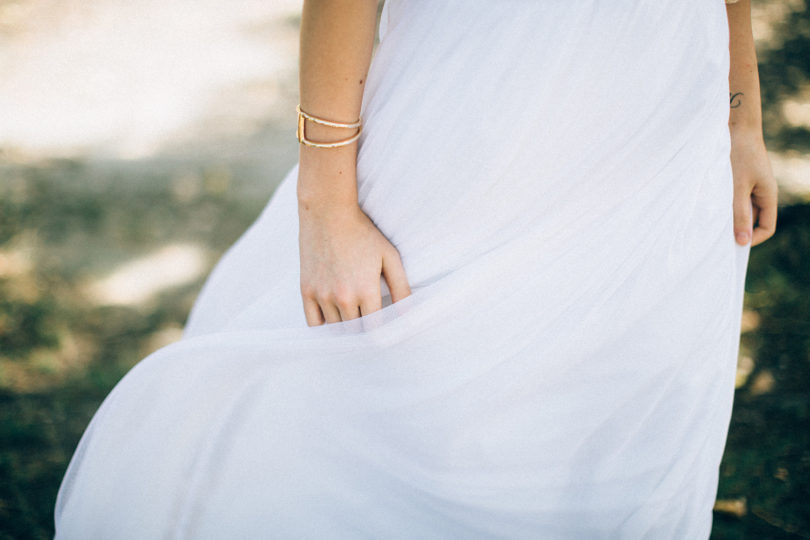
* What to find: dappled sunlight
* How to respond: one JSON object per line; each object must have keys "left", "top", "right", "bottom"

{"left": 714, "top": 497, "right": 748, "bottom": 519}
{"left": 0, "top": 329, "right": 97, "bottom": 393}
{"left": 736, "top": 354, "right": 755, "bottom": 388}
{"left": 140, "top": 323, "right": 185, "bottom": 359}
{"left": 83, "top": 243, "right": 210, "bottom": 306}
{"left": 740, "top": 309, "right": 761, "bottom": 333}
{"left": 750, "top": 0, "right": 802, "bottom": 43}
{"left": 0, "top": 0, "right": 301, "bottom": 160}
{"left": 0, "top": 0, "right": 808, "bottom": 538}
{"left": 781, "top": 96, "right": 810, "bottom": 129}
{"left": 769, "top": 150, "right": 810, "bottom": 202}
{"left": 0, "top": 247, "right": 34, "bottom": 279}
{"left": 749, "top": 369, "right": 776, "bottom": 396}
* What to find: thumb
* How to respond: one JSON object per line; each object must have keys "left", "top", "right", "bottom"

{"left": 733, "top": 188, "right": 753, "bottom": 245}
{"left": 381, "top": 249, "right": 412, "bottom": 303}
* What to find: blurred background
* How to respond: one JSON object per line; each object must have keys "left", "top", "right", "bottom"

{"left": 0, "top": 0, "right": 808, "bottom": 538}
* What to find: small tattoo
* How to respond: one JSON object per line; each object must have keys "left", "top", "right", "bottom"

{"left": 730, "top": 92, "right": 744, "bottom": 108}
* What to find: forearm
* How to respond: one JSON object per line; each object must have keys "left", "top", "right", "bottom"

{"left": 297, "top": 0, "right": 378, "bottom": 211}
{"left": 726, "top": 0, "right": 763, "bottom": 139}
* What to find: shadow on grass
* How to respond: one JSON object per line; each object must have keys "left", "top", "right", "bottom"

{"left": 2, "top": 1, "right": 809, "bottom": 533}
{"left": 0, "top": 159, "right": 275, "bottom": 539}
{"left": 0, "top": 159, "right": 808, "bottom": 538}
{"left": 713, "top": 203, "right": 810, "bottom": 539}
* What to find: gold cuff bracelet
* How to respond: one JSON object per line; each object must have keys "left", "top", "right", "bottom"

{"left": 296, "top": 104, "right": 363, "bottom": 148}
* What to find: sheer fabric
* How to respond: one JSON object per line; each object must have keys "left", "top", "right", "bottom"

{"left": 55, "top": 1, "right": 749, "bottom": 538}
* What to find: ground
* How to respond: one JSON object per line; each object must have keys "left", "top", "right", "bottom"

{"left": 0, "top": 0, "right": 808, "bottom": 537}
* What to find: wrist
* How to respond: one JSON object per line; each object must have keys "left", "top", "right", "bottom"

{"left": 729, "top": 117, "right": 763, "bottom": 134}
{"left": 295, "top": 105, "right": 363, "bottom": 213}
{"left": 297, "top": 197, "right": 360, "bottom": 228}
{"left": 297, "top": 188, "right": 358, "bottom": 211}
{"left": 728, "top": 124, "right": 765, "bottom": 146}
{"left": 297, "top": 148, "right": 358, "bottom": 206}
{"left": 296, "top": 168, "right": 359, "bottom": 215}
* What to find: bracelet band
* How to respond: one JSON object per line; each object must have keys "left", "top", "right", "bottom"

{"left": 296, "top": 104, "right": 363, "bottom": 148}
{"left": 297, "top": 104, "right": 362, "bottom": 128}
{"left": 297, "top": 123, "right": 363, "bottom": 148}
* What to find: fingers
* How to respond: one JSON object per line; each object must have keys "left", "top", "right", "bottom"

{"left": 750, "top": 188, "right": 778, "bottom": 247}
{"left": 302, "top": 295, "right": 325, "bottom": 326}
{"left": 381, "top": 248, "right": 412, "bottom": 303}
{"left": 334, "top": 293, "right": 362, "bottom": 322}
{"left": 732, "top": 188, "right": 753, "bottom": 246}
{"left": 300, "top": 245, "right": 409, "bottom": 327}
{"left": 320, "top": 301, "right": 343, "bottom": 324}
{"left": 301, "top": 286, "right": 343, "bottom": 325}
{"left": 359, "top": 281, "right": 383, "bottom": 317}
{"left": 302, "top": 288, "right": 378, "bottom": 326}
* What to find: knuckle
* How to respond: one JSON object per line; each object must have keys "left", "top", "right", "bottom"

{"left": 300, "top": 283, "right": 317, "bottom": 298}
{"left": 333, "top": 289, "right": 356, "bottom": 307}
{"left": 334, "top": 299, "right": 353, "bottom": 312}
{"left": 380, "top": 243, "right": 397, "bottom": 257}
{"left": 360, "top": 284, "right": 380, "bottom": 298}
{"left": 333, "top": 282, "right": 352, "bottom": 296}
{"left": 315, "top": 287, "right": 333, "bottom": 302}
{"left": 734, "top": 210, "right": 751, "bottom": 224}
{"left": 733, "top": 198, "right": 751, "bottom": 212}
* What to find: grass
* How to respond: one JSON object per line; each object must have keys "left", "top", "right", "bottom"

{"left": 0, "top": 159, "right": 807, "bottom": 538}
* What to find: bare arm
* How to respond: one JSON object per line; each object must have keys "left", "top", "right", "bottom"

{"left": 297, "top": 0, "right": 377, "bottom": 208}
{"left": 296, "top": 0, "right": 411, "bottom": 326}
{"left": 726, "top": 0, "right": 778, "bottom": 246}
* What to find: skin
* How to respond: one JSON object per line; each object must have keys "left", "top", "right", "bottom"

{"left": 297, "top": 0, "right": 777, "bottom": 326}
{"left": 726, "top": 0, "right": 778, "bottom": 247}
{"left": 297, "top": 0, "right": 410, "bottom": 327}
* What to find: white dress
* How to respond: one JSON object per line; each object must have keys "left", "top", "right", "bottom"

{"left": 54, "top": 0, "right": 751, "bottom": 538}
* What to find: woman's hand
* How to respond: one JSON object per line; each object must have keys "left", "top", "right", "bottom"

{"left": 729, "top": 128, "right": 778, "bottom": 247}
{"left": 726, "top": 0, "right": 777, "bottom": 247}
{"left": 298, "top": 199, "right": 412, "bottom": 326}
{"left": 295, "top": 0, "right": 393, "bottom": 326}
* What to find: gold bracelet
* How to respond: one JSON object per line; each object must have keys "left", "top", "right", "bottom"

{"left": 297, "top": 104, "right": 361, "bottom": 128}
{"left": 296, "top": 104, "right": 363, "bottom": 148}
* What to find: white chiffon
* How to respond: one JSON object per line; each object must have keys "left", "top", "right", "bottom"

{"left": 54, "top": 0, "right": 751, "bottom": 538}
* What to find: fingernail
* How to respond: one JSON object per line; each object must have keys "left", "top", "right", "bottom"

{"left": 736, "top": 231, "right": 750, "bottom": 243}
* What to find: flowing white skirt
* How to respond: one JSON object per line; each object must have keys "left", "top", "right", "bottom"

{"left": 55, "top": 0, "right": 751, "bottom": 538}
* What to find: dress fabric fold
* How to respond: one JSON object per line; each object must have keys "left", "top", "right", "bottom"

{"left": 54, "top": 0, "right": 751, "bottom": 538}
